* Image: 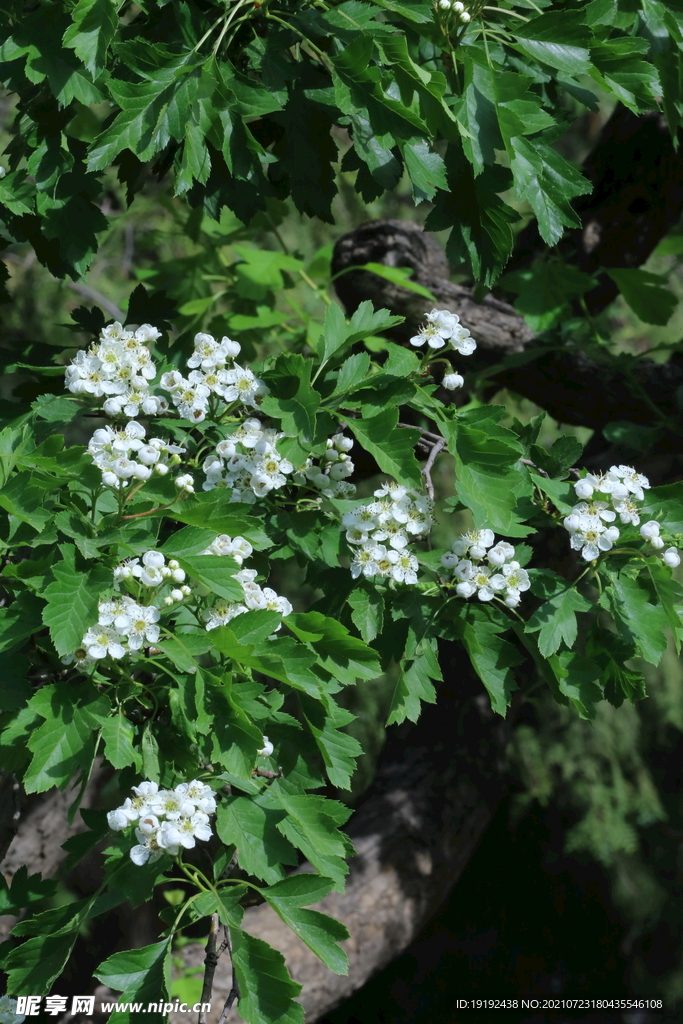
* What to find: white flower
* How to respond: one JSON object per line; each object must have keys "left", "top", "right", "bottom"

{"left": 470, "top": 565, "right": 499, "bottom": 601}
{"left": 409, "top": 308, "right": 459, "bottom": 349}
{"left": 487, "top": 541, "right": 515, "bottom": 567}
{"left": 176, "top": 473, "right": 195, "bottom": 493}
{"left": 613, "top": 496, "right": 641, "bottom": 526}
{"left": 257, "top": 736, "right": 274, "bottom": 757}
{"left": 489, "top": 561, "right": 531, "bottom": 600}
{"left": 663, "top": 547, "right": 681, "bottom": 568}
{"left": 570, "top": 516, "right": 619, "bottom": 561}
{"left": 107, "top": 806, "right": 133, "bottom": 830}
{"left": 442, "top": 372, "right": 464, "bottom": 390}
{"left": 571, "top": 500, "right": 616, "bottom": 524}
{"left": 130, "top": 837, "right": 164, "bottom": 865}
{"left": 82, "top": 625, "right": 127, "bottom": 660}
{"left": 0, "top": 996, "right": 24, "bottom": 1024}
{"left": 640, "top": 520, "right": 660, "bottom": 541}
{"left": 610, "top": 465, "right": 650, "bottom": 501}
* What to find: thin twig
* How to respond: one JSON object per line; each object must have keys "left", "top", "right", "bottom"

{"left": 217, "top": 928, "right": 240, "bottom": 1024}
{"left": 421, "top": 437, "right": 446, "bottom": 501}
{"left": 519, "top": 458, "right": 550, "bottom": 479}
{"left": 198, "top": 914, "right": 221, "bottom": 1024}
{"left": 397, "top": 423, "right": 443, "bottom": 442}
{"left": 66, "top": 281, "right": 125, "bottom": 321}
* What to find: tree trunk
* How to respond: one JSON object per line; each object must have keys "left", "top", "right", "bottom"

{"left": 173, "top": 659, "right": 513, "bottom": 1023}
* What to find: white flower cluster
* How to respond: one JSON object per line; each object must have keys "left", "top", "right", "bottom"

{"left": 200, "top": 537, "right": 293, "bottom": 630}
{"left": 203, "top": 421, "right": 356, "bottom": 502}
{"left": 107, "top": 780, "right": 216, "bottom": 865}
{"left": 437, "top": 0, "right": 471, "bottom": 21}
{"left": 65, "top": 322, "right": 168, "bottom": 417}
{"left": 409, "top": 308, "right": 476, "bottom": 391}
{"left": 440, "top": 529, "right": 530, "bottom": 607}
{"left": 564, "top": 465, "right": 679, "bottom": 565}
{"left": 342, "top": 483, "right": 433, "bottom": 584}
{"left": 0, "top": 996, "right": 24, "bottom": 1024}
{"left": 159, "top": 332, "right": 268, "bottom": 422}
{"left": 88, "top": 420, "right": 187, "bottom": 489}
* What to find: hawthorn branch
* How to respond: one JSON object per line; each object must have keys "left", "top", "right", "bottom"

{"left": 216, "top": 928, "right": 240, "bottom": 1024}
{"left": 421, "top": 437, "right": 446, "bottom": 501}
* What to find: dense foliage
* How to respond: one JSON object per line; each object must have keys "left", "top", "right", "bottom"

{"left": 1, "top": 1, "right": 683, "bottom": 1022}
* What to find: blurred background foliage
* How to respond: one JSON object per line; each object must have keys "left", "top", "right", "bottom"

{"left": 3, "top": 63, "right": 683, "bottom": 1010}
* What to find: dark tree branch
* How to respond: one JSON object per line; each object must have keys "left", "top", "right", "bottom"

{"left": 331, "top": 219, "right": 683, "bottom": 433}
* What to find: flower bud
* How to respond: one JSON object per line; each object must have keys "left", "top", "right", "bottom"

{"left": 574, "top": 480, "right": 594, "bottom": 500}
{"left": 639, "top": 520, "right": 660, "bottom": 540}
{"left": 443, "top": 372, "right": 464, "bottom": 390}
{"left": 663, "top": 547, "right": 681, "bottom": 568}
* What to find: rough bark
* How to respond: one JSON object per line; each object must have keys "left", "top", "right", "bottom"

{"left": 173, "top": 666, "right": 512, "bottom": 1024}
{"left": 0, "top": 764, "right": 110, "bottom": 942}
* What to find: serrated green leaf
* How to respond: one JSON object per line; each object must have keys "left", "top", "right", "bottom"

{"left": 509, "top": 137, "right": 591, "bottom": 246}
{"left": 42, "top": 545, "right": 111, "bottom": 657}
{"left": 457, "top": 611, "right": 522, "bottom": 715}
{"left": 512, "top": 12, "right": 592, "bottom": 76}
{"left": 62, "top": 0, "right": 119, "bottom": 77}
{"left": 24, "top": 682, "right": 108, "bottom": 793}
{"left": 347, "top": 407, "right": 422, "bottom": 488}
{"left": 177, "top": 555, "right": 242, "bottom": 602}
{"left": 231, "top": 929, "right": 303, "bottom": 1024}
{"left": 95, "top": 939, "right": 171, "bottom": 1024}
{"left": 299, "top": 694, "right": 362, "bottom": 790}
{"left": 263, "top": 878, "right": 349, "bottom": 974}
{"left": 386, "top": 637, "right": 440, "bottom": 725}
{"left": 599, "top": 571, "right": 669, "bottom": 666}
{"left": 216, "top": 795, "right": 298, "bottom": 884}
{"left": 525, "top": 587, "right": 593, "bottom": 657}
{"left": 346, "top": 583, "right": 384, "bottom": 642}
{"left": 99, "top": 712, "right": 141, "bottom": 771}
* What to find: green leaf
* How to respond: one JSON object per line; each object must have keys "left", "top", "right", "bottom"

{"left": 95, "top": 940, "right": 171, "bottom": 1024}
{"left": 261, "top": 354, "right": 321, "bottom": 440}
{"left": 287, "top": 611, "right": 382, "bottom": 685}
{"left": 589, "top": 38, "right": 661, "bottom": 113}
{"left": 347, "top": 407, "right": 422, "bottom": 488}
{"left": 425, "top": 147, "right": 519, "bottom": 286}
{"left": 511, "top": 12, "right": 592, "bottom": 76}
{"left": 263, "top": 876, "right": 349, "bottom": 974}
{"left": 548, "top": 650, "right": 603, "bottom": 719}
{"left": 386, "top": 636, "right": 441, "bottom": 725}
{"left": 99, "top": 712, "right": 142, "bottom": 771}
{"left": 299, "top": 694, "right": 362, "bottom": 790}
{"left": 216, "top": 795, "right": 298, "bottom": 885}
{"left": 231, "top": 929, "right": 303, "bottom": 1024}
{"left": 160, "top": 526, "right": 219, "bottom": 558}
{"left": 42, "top": 545, "right": 111, "bottom": 657}
{"left": 62, "top": 0, "right": 119, "bottom": 77}
{"left": 207, "top": 674, "right": 263, "bottom": 780}
{"left": 0, "top": 592, "right": 44, "bottom": 655}
{"left": 168, "top": 498, "right": 271, "bottom": 549}
{"left": 24, "top": 682, "right": 108, "bottom": 793}
{"left": 457, "top": 611, "right": 522, "bottom": 715}
{"left": 606, "top": 268, "right": 677, "bottom": 325}
{"left": 270, "top": 789, "right": 353, "bottom": 891}
{"left": 509, "top": 137, "right": 591, "bottom": 246}
{"left": 645, "top": 559, "right": 683, "bottom": 654}
{"left": 177, "top": 555, "right": 242, "bottom": 602}
{"left": 346, "top": 582, "right": 384, "bottom": 642}
{"left": 525, "top": 587, "right": 593, "bottom": 657}
{"left": 344, "top": 263, "right": 435, "bottom": 301}
{"left": 599, "top": 571, "right": 669, "bottom": 666}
